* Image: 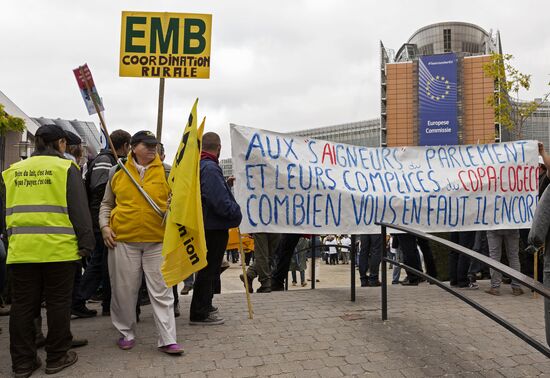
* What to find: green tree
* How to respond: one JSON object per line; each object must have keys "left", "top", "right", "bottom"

{"left": 0, "top": 103, "right": 27, "bottom": 169}
{"left": 483, "top": 53, "right": 550, "bottom": 140}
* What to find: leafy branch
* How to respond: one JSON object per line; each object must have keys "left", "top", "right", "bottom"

{"left": 483, "top": 53, "right": 550, "bottom": 140}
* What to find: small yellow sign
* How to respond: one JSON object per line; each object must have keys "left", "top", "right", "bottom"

{"left": 120, "top": 11, "right": 212, "bottom": 79}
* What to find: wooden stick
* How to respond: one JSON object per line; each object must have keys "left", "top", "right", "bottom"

{"left": 238, "top": 228, "right": 253, "bottom": 319}
{"left": 534, "top": 250, "right": 538, "bottom": 299}
{"left": 156, "top": 78, "right": 165, "bottom": 143}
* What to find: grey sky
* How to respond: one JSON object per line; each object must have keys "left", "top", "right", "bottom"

{"left": 1, "top": 0, "right": 549, "bottom": 159}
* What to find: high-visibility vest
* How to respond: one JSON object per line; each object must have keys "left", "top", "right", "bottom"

{"left": 2, "top": 155, "right": 79, "bottom": 263}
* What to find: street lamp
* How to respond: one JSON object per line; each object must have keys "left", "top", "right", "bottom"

{"left": 16, "top": 140, "right": 30, "bottom": 160}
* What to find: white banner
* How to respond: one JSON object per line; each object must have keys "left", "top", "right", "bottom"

{"left": 230, "top": 124, "right": 540, "bottom": 234}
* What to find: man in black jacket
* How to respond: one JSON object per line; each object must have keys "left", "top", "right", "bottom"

{"left": 189, "top": 132, "right": 242, "bottom": 325}
{"left": 72, "top": 130, "right": 130, "bottom": 317}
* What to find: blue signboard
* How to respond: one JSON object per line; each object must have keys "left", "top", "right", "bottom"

{"left": 418, "top": 53, "right": 458, "bottom": 146}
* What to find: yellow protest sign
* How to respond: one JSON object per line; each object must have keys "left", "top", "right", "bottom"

{"left": 120, "top": 11, "right": 212, "bottom": 79}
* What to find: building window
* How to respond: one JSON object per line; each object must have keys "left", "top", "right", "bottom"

{"left": 443, "top": 29, "right": 451, "bottom": 52}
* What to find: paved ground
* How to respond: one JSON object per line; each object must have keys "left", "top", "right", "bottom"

{"left": 1, "top": 261, "right": 549, "bottom": 377}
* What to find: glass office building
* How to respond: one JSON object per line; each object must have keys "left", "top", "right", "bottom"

{"left": 394, "top": 22, "right": 498, "bottom": 62}
{"left": 292, "top": 119, "right": 380, "bottom": 147}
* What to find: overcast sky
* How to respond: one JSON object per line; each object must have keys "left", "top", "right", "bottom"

{"left": 1, "top": 0, "right": 549, "bottom": 159}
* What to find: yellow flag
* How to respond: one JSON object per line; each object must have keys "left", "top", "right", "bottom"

{"left": 161, "top": 100, "right": 207, "bottom": 287}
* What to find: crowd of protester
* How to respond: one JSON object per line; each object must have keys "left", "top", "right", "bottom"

{"left": 0, "top": 123, "right": 548, "bottom": 377}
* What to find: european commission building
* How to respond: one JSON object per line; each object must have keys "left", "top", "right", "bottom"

{"left": 222, "top": 22, "right": 550, "bottom": 177}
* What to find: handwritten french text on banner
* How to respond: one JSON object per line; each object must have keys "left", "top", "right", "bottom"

{"left": 230, "top": 125, "right": 540, "bottom": 234}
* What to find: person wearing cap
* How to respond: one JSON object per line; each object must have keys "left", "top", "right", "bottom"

{"left": 99, "top": 130, "right": 183, "bottom": 354}
{"left": 64, "top": 131, "right": 83, "bottom": 164}
{"left": 3, "top": 124, "right": 94, "bottom": 376}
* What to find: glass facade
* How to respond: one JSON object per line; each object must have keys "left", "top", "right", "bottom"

{"left": 293, "top": 119, "right": 381, "bottom": 147}
{"left": 501, "top": 101, "right": 550, "bottom": 147}
{"left": 395, "top": 22, "right": 496, "bottom": 62}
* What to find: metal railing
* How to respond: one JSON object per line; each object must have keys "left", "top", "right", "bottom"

{"left": 377, "top": 222, "right": 550, "bottom": 358}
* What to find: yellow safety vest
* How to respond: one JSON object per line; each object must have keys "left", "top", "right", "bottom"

{"left": 2, "top": 155, "right": 79, "bottom": 263}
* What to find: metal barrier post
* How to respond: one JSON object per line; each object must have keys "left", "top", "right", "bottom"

{"left": 381, "top": 226, "right": 388, "bottom": 321}
{"left": 311, "top": 236, "right": 316, "bottom": 290}
{"left": 351, "top": 235, "right": 356, "bottom": 302}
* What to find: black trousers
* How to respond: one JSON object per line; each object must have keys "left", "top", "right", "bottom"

{"left": 271, "top": 234, "right": 301, "bottom": 289}
{"left": 190, "top": 229, "right": 228, "bottom": 320}
{"left": 75, "top": 231, "right": 110, "bottom": 312}
{"left": 10, "top": 261, "right": 76, "bottom": 370}
{"left": 417, "top": 238, "right": 438, "bottom": 278}
{"left": 396, "top": 234, "right": 422, "bottom": 282}
{"left": 358, "top": 234, "right": 382, "bottom": 284}
{"left": 449, "top": 231, "right": 474, "bottom": 287}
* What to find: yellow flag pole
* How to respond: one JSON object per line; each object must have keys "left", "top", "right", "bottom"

{"left": 238, "top": 228, "right": 253, "bottom": 319}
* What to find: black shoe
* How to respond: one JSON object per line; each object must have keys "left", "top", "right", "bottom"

{"left": 88, "top": 293, "right": 103, "bottom": 303}
{"left": 361, "top": 281, "right": 369, "bottom": 287}
{"left": 256, "top": 286, "right": 272, "bottom": 293}
{"left": 369, "top": 281, "right": 382, "bottom": 287}
{"left": 71, "top": 305, "right": 97, "bottom": 318}
{"left": 71, "top": 338, "right": 88, "bottom": 348}
{"left": 239, "top": 274, "right": 254, "bottom": 293}
{"left": 45, "top": 351, "right": 78, "bottom": 375}
{"left": 209, "top": 306, "right": 219, "bottom": 315}
{"left": 14, "top": 356, "right": 41, "bottom": 378}
{"left": 102, "top": 309, "right": 110, "bottom": 316}
{"left": 271, "top": 285, "right": 285, "bottom": 291}
{"left": 174, "top": 305, "right": 180, "bottom": 318}
{"left": 189, "top": 314, "right": 224, "bottom": 325}
{"left": 400, "top": 279, "right": 419, "bottom": 286}
{"left": 180, "top": 286, "right": 193, "bottom": 295}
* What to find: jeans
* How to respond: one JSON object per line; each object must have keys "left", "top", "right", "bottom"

{"left": 487, "top": 229, "right": 521, "bottom": 288}
{"left": 390, "top": 248, "right": 403, "bottom": 283}
{"left": 183, "top": 274, "right": 194, "bottom": 288}
{"left": 10, "top": 262, "right": 76, "bottom": 369}
{"left": 359, "top": 234, "right": 382, "bottom": 284}
{"left": 291, "top": 270, "right": 305, "bottom": 284}
{"left": 449, "top": 231, "right": 475, "bottom": 287}
{"left": 190, "top": 230, "right": 229, "bottom": 320}
{"left": 468, "top": 231, "right": 489, "bottom": 278}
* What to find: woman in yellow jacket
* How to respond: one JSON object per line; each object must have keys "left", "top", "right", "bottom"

{"left": 99, "top": 131, "right": 182, "bottom": 354}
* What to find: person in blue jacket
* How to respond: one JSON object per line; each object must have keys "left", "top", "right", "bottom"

{"left": 189, "top": 132, "right": 242, "bottom": 325}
